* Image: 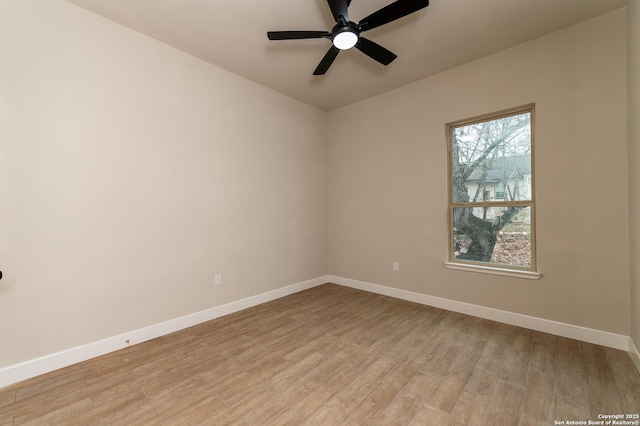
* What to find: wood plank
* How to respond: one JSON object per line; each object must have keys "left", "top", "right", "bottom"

{"left": 59, "top": 389, "right": 148, "bottom": 426}
{"left": 341, "top": 383, "right": 398, "bottom": 425}
{"left": 580, "top": 342, "right": 625, "bottom": 417}
{"left": 13, "top": 365, "right": 86, "bottom": 403}
{"left": 92, "top": 395, "right": 160, "bottom": 425}
{"left": 448, "top": 390, "right": 491, "bottom": 426}
{"left": 529, "top": 331, "right": 557, "bottom": 377}
{"left": 604, "top": 347, "right": 640, "bottom": 412}
{"left": 384, "top": 373, "right": 441, "bottom": 424}
{"left": 0, "top": 413, "right": 14, "bottom": 426}
{"left": 522, "top": 370, "right": 556, "bottom": 423}
{"left": 161, "top": 393, "right": 226, "bottom": 425}
{"left": 14, "top": 397, "right": 92, "bottom": 426}
{"left": 485, "top": 380, "right": 525, "bottom": 425}
{"left": 0, "top": 284, "right": 638, "bottom": 425}
{"left": 426, "top": 364, "right": 474, "bottom": 413}
{"left": 556, "top": 337, "right": 591, "bottom": 414}
{"left": 203, "top": 384, "right": 272, "bottom": 425}
{"left": 409, "top": 404, "right": 450, "bottom": 425}
{"left": 0, "top": 391, "right": 15, "bottom": 410}
{"left": 243, "top": 383, "right": 308, "bottom": 425}
{"left": 304, "top": 393, "right": 359, "bottom": 425}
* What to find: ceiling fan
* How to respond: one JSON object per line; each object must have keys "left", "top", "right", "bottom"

{"left": 267, "top": 0, "right": 429, "bottom": 75}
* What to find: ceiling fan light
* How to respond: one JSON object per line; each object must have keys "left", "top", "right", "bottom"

{"left": 332, "top": 31, "right": 358, "bottom": 50}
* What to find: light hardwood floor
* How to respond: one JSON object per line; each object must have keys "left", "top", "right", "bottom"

{"left": 1, "top": 284, "right": 639, "bottom": 425}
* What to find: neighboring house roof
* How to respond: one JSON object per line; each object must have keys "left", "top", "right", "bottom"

{"left": 466, "top": 154, "right": 531, "bottom": 183}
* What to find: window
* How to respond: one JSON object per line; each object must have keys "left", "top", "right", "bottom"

{"left": 446, "top": 105, "right": 537, "bottom": 276}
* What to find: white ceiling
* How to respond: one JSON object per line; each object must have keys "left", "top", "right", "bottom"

{"left": 65, "top": 0, "right": 626, "bottom": 111}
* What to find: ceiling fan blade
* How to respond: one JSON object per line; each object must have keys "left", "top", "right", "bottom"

{"left": 327, "top": 0, "right": 349, "bottom": 23}
{"left": 314, "top": 46, "right": 340, "bottom": 75}
{"left": 355, "top": 37, "right": 397, "bottom": 65}
{"left": 358, "top": 0, "right": 429, "bottom": 32}
{"left": 267, "top": 31, "right": 329, "bottom": 40}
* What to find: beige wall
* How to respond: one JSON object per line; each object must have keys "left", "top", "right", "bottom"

{"left": 629, "top": 0, "right": 640, "bottom": 348}
{"left": 0, "top": 0, "right": 327, "bottom": 368}
{"left": 327, "top": 9, "right": 630, "bottom": 334}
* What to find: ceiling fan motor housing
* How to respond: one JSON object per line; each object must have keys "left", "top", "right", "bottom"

{"left": 331, "top": 22, "right": 360, "bottom": 50}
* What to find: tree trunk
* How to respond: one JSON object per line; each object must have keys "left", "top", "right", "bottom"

{"left": 453, "top": 206, "right": 522, "bottom": 263}
{"left": 453, "top": 209, "right": 496, "bottom": 262}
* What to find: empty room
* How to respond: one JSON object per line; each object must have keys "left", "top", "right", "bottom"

{"left": 1, "top": 0, "right": 639, "bottom": 424}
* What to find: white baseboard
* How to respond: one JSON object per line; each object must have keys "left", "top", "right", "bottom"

{"left": 630, "top": 338, "right": 640, "bottom": 374}
{"left": 328, "top": 275, "right": 630, "bottom": 352}
{"left": 0, "top": 275, "right": 329, "bottom": 389}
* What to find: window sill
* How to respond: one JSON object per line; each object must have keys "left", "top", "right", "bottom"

{"left": 443, "top": 262, "right": 542, "bottom": 280}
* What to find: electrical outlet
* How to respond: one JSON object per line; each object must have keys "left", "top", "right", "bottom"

{"left": 393, "top": 262, "right": 399, "bottom": 272}
{"left": 215, "top": 274, "right": 222, "bottom": 285}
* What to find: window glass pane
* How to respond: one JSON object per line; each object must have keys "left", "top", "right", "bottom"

{"left": 452, "top": 206, "right": 532, "bottom": 268}
{"left": 451, "top": 112, "right": 531, "bottom": 203}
